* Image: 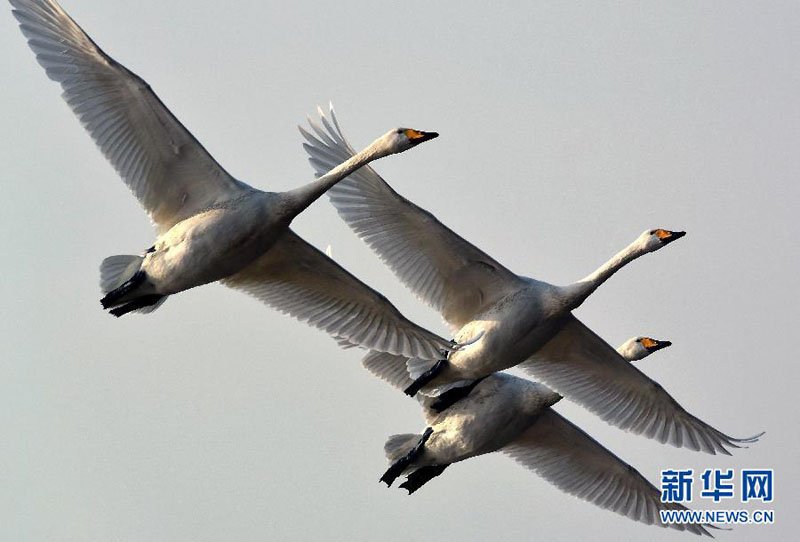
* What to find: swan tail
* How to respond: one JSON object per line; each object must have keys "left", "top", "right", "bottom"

{"left": 99, "top": 255, "right": 144, "bottom": 294}
{"left": 384, "top": 434, "right": 421, "bottom": 463}
{"left": 380, "top": 428, "right": 434, "bottom": 487}
{"left": 99, "top": 254, "right": 166, "bottom": 316}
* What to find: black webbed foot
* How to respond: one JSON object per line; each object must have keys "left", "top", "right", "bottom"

{"left": 108, "top": 294, "right": 164, "bottom": 317}
{"left": 399, "top": 464, "right": 449, "bottom": 494}
{"left": 100, "top": 270, "right": 146, "bottom": 308}
{"left": 428, "top": 377, "right": 487, "bottom": 412}
{"left": 404, "top": 359, "right": 448, "bottom": 397}
{"left": 380, "top": 427, "right": 433, "bottom": 487}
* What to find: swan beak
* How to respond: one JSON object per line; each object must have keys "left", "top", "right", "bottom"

{"left": 642, "top": 338, "right": 672, "bottom": 353}
{"left": 655, "top": 229, "right": 686, "bottom": 245}
{"left": 405, "top": 129, "right": 439, "bottom": 146}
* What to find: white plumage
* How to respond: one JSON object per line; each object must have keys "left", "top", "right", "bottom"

{"left": 10, "top": 0, "right": 455, "bottom": 361}
{"left": 373, "top": 338, "right": 716, "bottom": 536}
{"left": 302, "top": 105, "right": 761, "bottom": 454}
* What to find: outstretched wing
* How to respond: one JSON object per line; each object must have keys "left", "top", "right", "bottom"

{"left": 361, "top": 350, "right": 415, "bottom": 392}
{"left": 300, "top": 105, "right": 526, "bottom": 331}
{"left": 222, "top": 230, "right": 455, "bottom": 360}
{"left": 11, "top": 0, "right": 249, "bottom": 232}
{"left": 502, "top": 410, "right": 714, "bottom": 537}
{"left": 518, "top": 315, "right": 763, "bottom": 455}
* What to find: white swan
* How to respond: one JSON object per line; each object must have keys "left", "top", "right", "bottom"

{"left": 368, "top": 337, "right": 716, "bottom": 536}
{"left": 9, "top": 1, "right": 460, "bottom": 360}
{"left": 363, "top": 330, "right": 761, "bottom": 453}
{"left": 300, "top": 106, "right": 759, "bottom": 454}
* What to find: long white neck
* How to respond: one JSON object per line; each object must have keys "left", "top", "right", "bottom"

{"left": 281, "top": 140, "right": 386, "bottom": 220}
{"left": 561, "top": 238, "right": 645, "bottom": 309}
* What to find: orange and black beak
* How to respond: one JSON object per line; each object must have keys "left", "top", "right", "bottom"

{"left": 641, "top": 337, "right": 672, "bottom": 353}
{"left": 405, "top": 129, "right": 439, "bottom": 146}
{"left": 654, "top": 229, "right": 686, "bottom": 245}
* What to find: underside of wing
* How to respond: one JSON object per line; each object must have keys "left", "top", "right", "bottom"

{"left": 11, "top": 0, "right": 248, "bottom": 232}
{"left": 222, "top": 229, "right": 454, "bottom": 360}
{"left": 502, "top": 410, "right": 714, "bottom": 536}
{"left": 518, "top": 315, "right": 762, "bottom": 455}
{"left": 299, "top": 105, "right": 526, "bottom": 331}
{"left": 362, "top": 350, "right": 414, "bottom": 391}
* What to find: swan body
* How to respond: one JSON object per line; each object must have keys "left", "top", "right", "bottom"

{"left": 374, "top": 337, "right": 716, "bottom": 536}
{"left": 364, "top": 333, "right": 761, "bottom": 455}
{"left": 139, "top": 190, "right": 283, "bottom": 295}
{"left": 437, "top": 230, "right": 679, "bottom": 385}
{"left": 11, "top": 0, "right": 451, "bottom": 363}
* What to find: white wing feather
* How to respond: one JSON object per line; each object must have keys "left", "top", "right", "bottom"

{"left": 362, "top": 350, "right": 415, "bottom": 391}
{"left": 502, "top": 410, "right": 714, "bottom": 537}
{"left": 300, "top": 105, "right": 526, "bottom": 330}
{"left": 11, "top": 0, "right": 248, "bottom": 232}
{"left": 519, "top": 316, "right": 763, "bottom": 455}
{"left": 222, "top": 230, "right": 454, "bottom": 360}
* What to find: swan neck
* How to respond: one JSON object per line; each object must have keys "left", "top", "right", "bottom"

{"left": 565, "top": 240, "right": 642, "bottom": 307}
{"left": 282, "top": 142, "right": 384, "bottom": 218}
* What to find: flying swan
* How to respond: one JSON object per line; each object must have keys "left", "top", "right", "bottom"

{"left": 300, "top": 106, "right": 762, "bottom": 454}
{"left": 366, "top": 337, "right": 716, "bottom": 536}
{"left": 9, "top": 1, "right": 464, "bottom": 361}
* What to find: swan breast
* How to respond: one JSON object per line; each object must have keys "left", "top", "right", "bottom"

{"left": 144, "top": 191, "right": 287, "bottom": 291}
{"left": 423, "top": 376, "right": 541, "bottom": 463}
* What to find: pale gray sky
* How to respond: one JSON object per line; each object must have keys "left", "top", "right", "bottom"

{"left": 1, "top": 1, "right": 797, "bottom": 540}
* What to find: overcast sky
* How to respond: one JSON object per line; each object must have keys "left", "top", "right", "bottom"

{"left": 1, "top": 1, "right": 797, "bottom": 540}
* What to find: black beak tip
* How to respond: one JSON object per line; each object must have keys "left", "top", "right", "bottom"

{"left": 409, "top": 131, "right": 439, "bottom": 146}
{"left": 661, "top": 230, "right": 686, "bottom": 245}
{"left": 660, "top": 340, "right": 672, "bottom": 349}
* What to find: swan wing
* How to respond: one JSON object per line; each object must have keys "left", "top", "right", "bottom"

{"left": 502, "top": 410, "right": 713, "bottom": 536}
{"left": 11, "top": 0, "right": 249, "bottom": 232}
{"left": 222, "top": 230, "right": 454, "bottom": 360}
{"left": 300, "top": 105, "right": 526, "bottom": 330}
{"left": 361, "top": 350, "right": 414, "bottom": 391}
{"left": 518, "top": 315, "right": 762, "bottom": 455}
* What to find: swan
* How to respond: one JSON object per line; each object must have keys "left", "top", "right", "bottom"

{"left": 363, "top": 329, "right": 761, "bottom": 453}
{"left": 300, "top": 106, "right": 759, "bottom": 454}
{"left": 9, "top": 1, "right": 443, "bottom": 360}
{"left": 367, "top": 337, "right": 716, "bottom": 536}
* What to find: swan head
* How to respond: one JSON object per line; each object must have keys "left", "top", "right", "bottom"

{"left": 618, "top": 336, "right": 672, "bottom": 361}
{"left": 638, "top": 228, "right": 686, "bottom": 254}
{"left": 373, "top": 128, "right": 439, "bottom": 157}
